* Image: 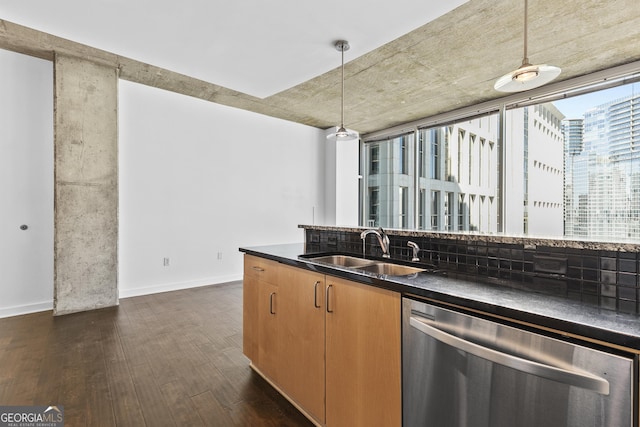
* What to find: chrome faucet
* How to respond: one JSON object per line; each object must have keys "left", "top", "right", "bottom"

{"left": 360, "top": 227, "right": 391, "bottom": 258}
{"left": 407, "top": 241, "right": 420, "bottom": 262}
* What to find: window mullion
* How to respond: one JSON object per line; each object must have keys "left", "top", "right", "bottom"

{"left": 413, "top": 128, "right": 419, "bottom": 230}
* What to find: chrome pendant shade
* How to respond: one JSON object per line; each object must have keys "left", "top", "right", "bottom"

{"left": 494, "top": 0, "right": 560, "bottom": 92}
{"left": 327, "top": 40, "right": 358, "bottom": 141}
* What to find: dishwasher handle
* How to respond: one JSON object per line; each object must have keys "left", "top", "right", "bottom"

{"left": 409, "top": 316, "right": 610, "bottom": 395}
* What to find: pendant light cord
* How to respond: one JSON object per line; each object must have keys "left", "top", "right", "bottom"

{"left": 341, "top": 44, "right": 345, "bottom": 128}
{"left": 330, "top": 40, "right": 354, "bottom": 137}
{"left": 523, "top": 0, "right": 529, "bottom": 65}
{"left": 494, "top": 0, "right": 560, "bottom": 92}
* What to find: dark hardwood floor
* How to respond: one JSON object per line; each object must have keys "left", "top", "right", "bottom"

{"left": 0, "top": 281, "right": 314, "bottom": 426}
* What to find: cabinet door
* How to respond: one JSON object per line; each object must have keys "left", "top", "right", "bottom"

{"left": 325, "top": 276, "right": 401, "bottom": 427}
{"left": 278, "top": 265, "right": 326, "bottom": 424}
{"left": 242, "top": 272, "right": 259, "bottom": 362}
{"left": 243, "top": 254, "right": 279, "bottom": 363}
{"left": 257, "top": 281, "right": 280, "bottom": 382}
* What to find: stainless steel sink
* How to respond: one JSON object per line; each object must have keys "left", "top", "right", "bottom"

{"left": 357, "top": 263, "right": 425, "bottom": 276}
{"left": 307, "top": 255, "right": 377, "bottom": 268}
{"left": 304, "top": 254, "right": 425, "bottom": 276}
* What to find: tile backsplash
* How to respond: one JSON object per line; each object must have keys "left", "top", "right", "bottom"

{"left": 303, "top": 226, "right": 639, "bottom": 314}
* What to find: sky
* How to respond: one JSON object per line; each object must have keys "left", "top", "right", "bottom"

{"left": 554, "top": 82, "right": 640, "bottom": 119}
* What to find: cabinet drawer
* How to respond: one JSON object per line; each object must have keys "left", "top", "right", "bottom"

{"left": 244, "top": 254, "right": 279, "bottom": 283}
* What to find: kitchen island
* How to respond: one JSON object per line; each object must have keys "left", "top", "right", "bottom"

{"left": 240, "top": 242, "right": 640, "bottom": 427}
{"left": 241, "top": 243, "right": 640, "bottom": 350}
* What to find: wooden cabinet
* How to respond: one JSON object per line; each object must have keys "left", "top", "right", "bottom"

{"left": 325, "top": 276, "right": 402, "bottom": 427}
{"left": 278, "top": 264, "right": 326, "bottom": 424}
{"left": 257, "top": 280, "right": 279, "bottom": 381}
{"left": 243, "top": 255, "right": 279, "bottom": 375}
{"left": 243, "top": 255, "right": 401, "bottom": 427}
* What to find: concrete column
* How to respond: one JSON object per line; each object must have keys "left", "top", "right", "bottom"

{"left": 53, "top": 54, "right": 118, "bottom": 315}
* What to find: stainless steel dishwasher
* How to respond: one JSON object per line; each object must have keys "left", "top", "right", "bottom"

{"left": 403, "top": 297, "right": 637, "bottom": 427}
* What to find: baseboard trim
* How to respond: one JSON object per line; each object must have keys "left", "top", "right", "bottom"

{"left": 119, "top": 274, "right": 243, "bottom": 299}
{"left": 0, "top": 301, "right": 53, "bottom": 319}
{"left": 0, "top": 276, "right": 244, "bottom": 318}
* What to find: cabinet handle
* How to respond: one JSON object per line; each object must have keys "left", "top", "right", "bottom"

{"left": 252, "top": 266, "right": 265, "bottom": 272}
{"left": 314, "top": 281, "right": 321, "bottom": 308}
{"left": 326, "top": 285, "right": 333, "bottom": 313}
{"left": 269, "top": 292, "right": 276, "bottom": 315}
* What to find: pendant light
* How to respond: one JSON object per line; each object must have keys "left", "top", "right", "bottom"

{"left": 327, "top": 40, "right": 358, "bottom": 141}
{"left": 494, "top": 0, "right": 560, "bottom": 92}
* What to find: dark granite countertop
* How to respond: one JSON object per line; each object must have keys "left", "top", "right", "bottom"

{"left": 240, "top": 243, "right": 640, "bottom": 352}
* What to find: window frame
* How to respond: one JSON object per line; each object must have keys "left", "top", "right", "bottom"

{"left": 359, "top": 60, "right": 640, "bottom": 241}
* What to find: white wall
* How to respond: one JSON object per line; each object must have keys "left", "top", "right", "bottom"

{"left": 119, "top": 81, "right": 326, "bottom": 297}
{"left": 0, "top": 50, "right": 54, "bottom": 318}
{"left": 324, "top": 129, "right": 360, "bottom": 226}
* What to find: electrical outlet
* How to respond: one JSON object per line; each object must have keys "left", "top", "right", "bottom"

{"left": 163, "top": 257, "right": 170, "bottom": 267}
{"left": 217, "top": 252, "right": 223, "bottom": 260}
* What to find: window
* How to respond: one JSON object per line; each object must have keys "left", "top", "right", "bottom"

{"left": 468, "top": 134, "right": 476, "bottom": 185}
{"left": 446, "top": 192, "right": 454, "bottom": 231}
{"left": 363, "top": 115, "right": 498, "bottom": 231}
{"left": 469, "top": 194, "right": 476, "bottom": 231}
{"left": 363, "top": 133, "right": 414, "bottom": 229}
{"left": 458, "top": 193, "right": 466, "bottom": 231}
{"left": 369, "top": 187, "right": 379, "bottom": 227}
{"left": 557, "top": 85, "right": 640, "bottom": 241}
{"left": 431, "top": 190, "right": 439, "bottom": 230}
{"left": 479, "top": 138, "right": 485, "bottom": 185}
{"left": 418, "top": 189, "right": 426, "bottom": 230}
{"left": 445, "top": 127, "right": 453, "bottom": 182}
{"left": 361, "top": 76, "right": 640, "bottom": 243}
{"left": 399, "top": 137, "right": 408, "bottom": 174}
{"left": 457, "top": 130, "right": 465, "bottom": 183}
{"left": 429, "top": 129, "right": 440, "bottom": 179}
{"left": 480, "top": 195, "right": 486, "bottom": 231}
{"left": 399, "top": 187, "right": 409, "bottom": 228}
{"left": 418, "top": 136, "right": 426, "bottom": 178}
{"left": 370, "top": 145, "right": 379, "bottom": 175}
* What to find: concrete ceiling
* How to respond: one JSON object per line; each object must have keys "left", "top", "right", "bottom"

{"left": 0, "top": 0, "right": 467, "bottom": 98}
{"left": 1, "top": 0, "right": 640, "bottom": 136}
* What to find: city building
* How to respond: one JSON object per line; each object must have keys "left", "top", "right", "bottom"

{"left": 563, "top": 118, "right": 584, "bottom": 236}
{"left": 565, "top": 94, "right": 640, "bottom": 240}
{"left": 363, "top": 104, "right": 565, "bottom": 237}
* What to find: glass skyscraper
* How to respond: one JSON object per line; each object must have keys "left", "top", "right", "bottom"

{"left": 564, "top": 94, "right": 640, "bottom": 240}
